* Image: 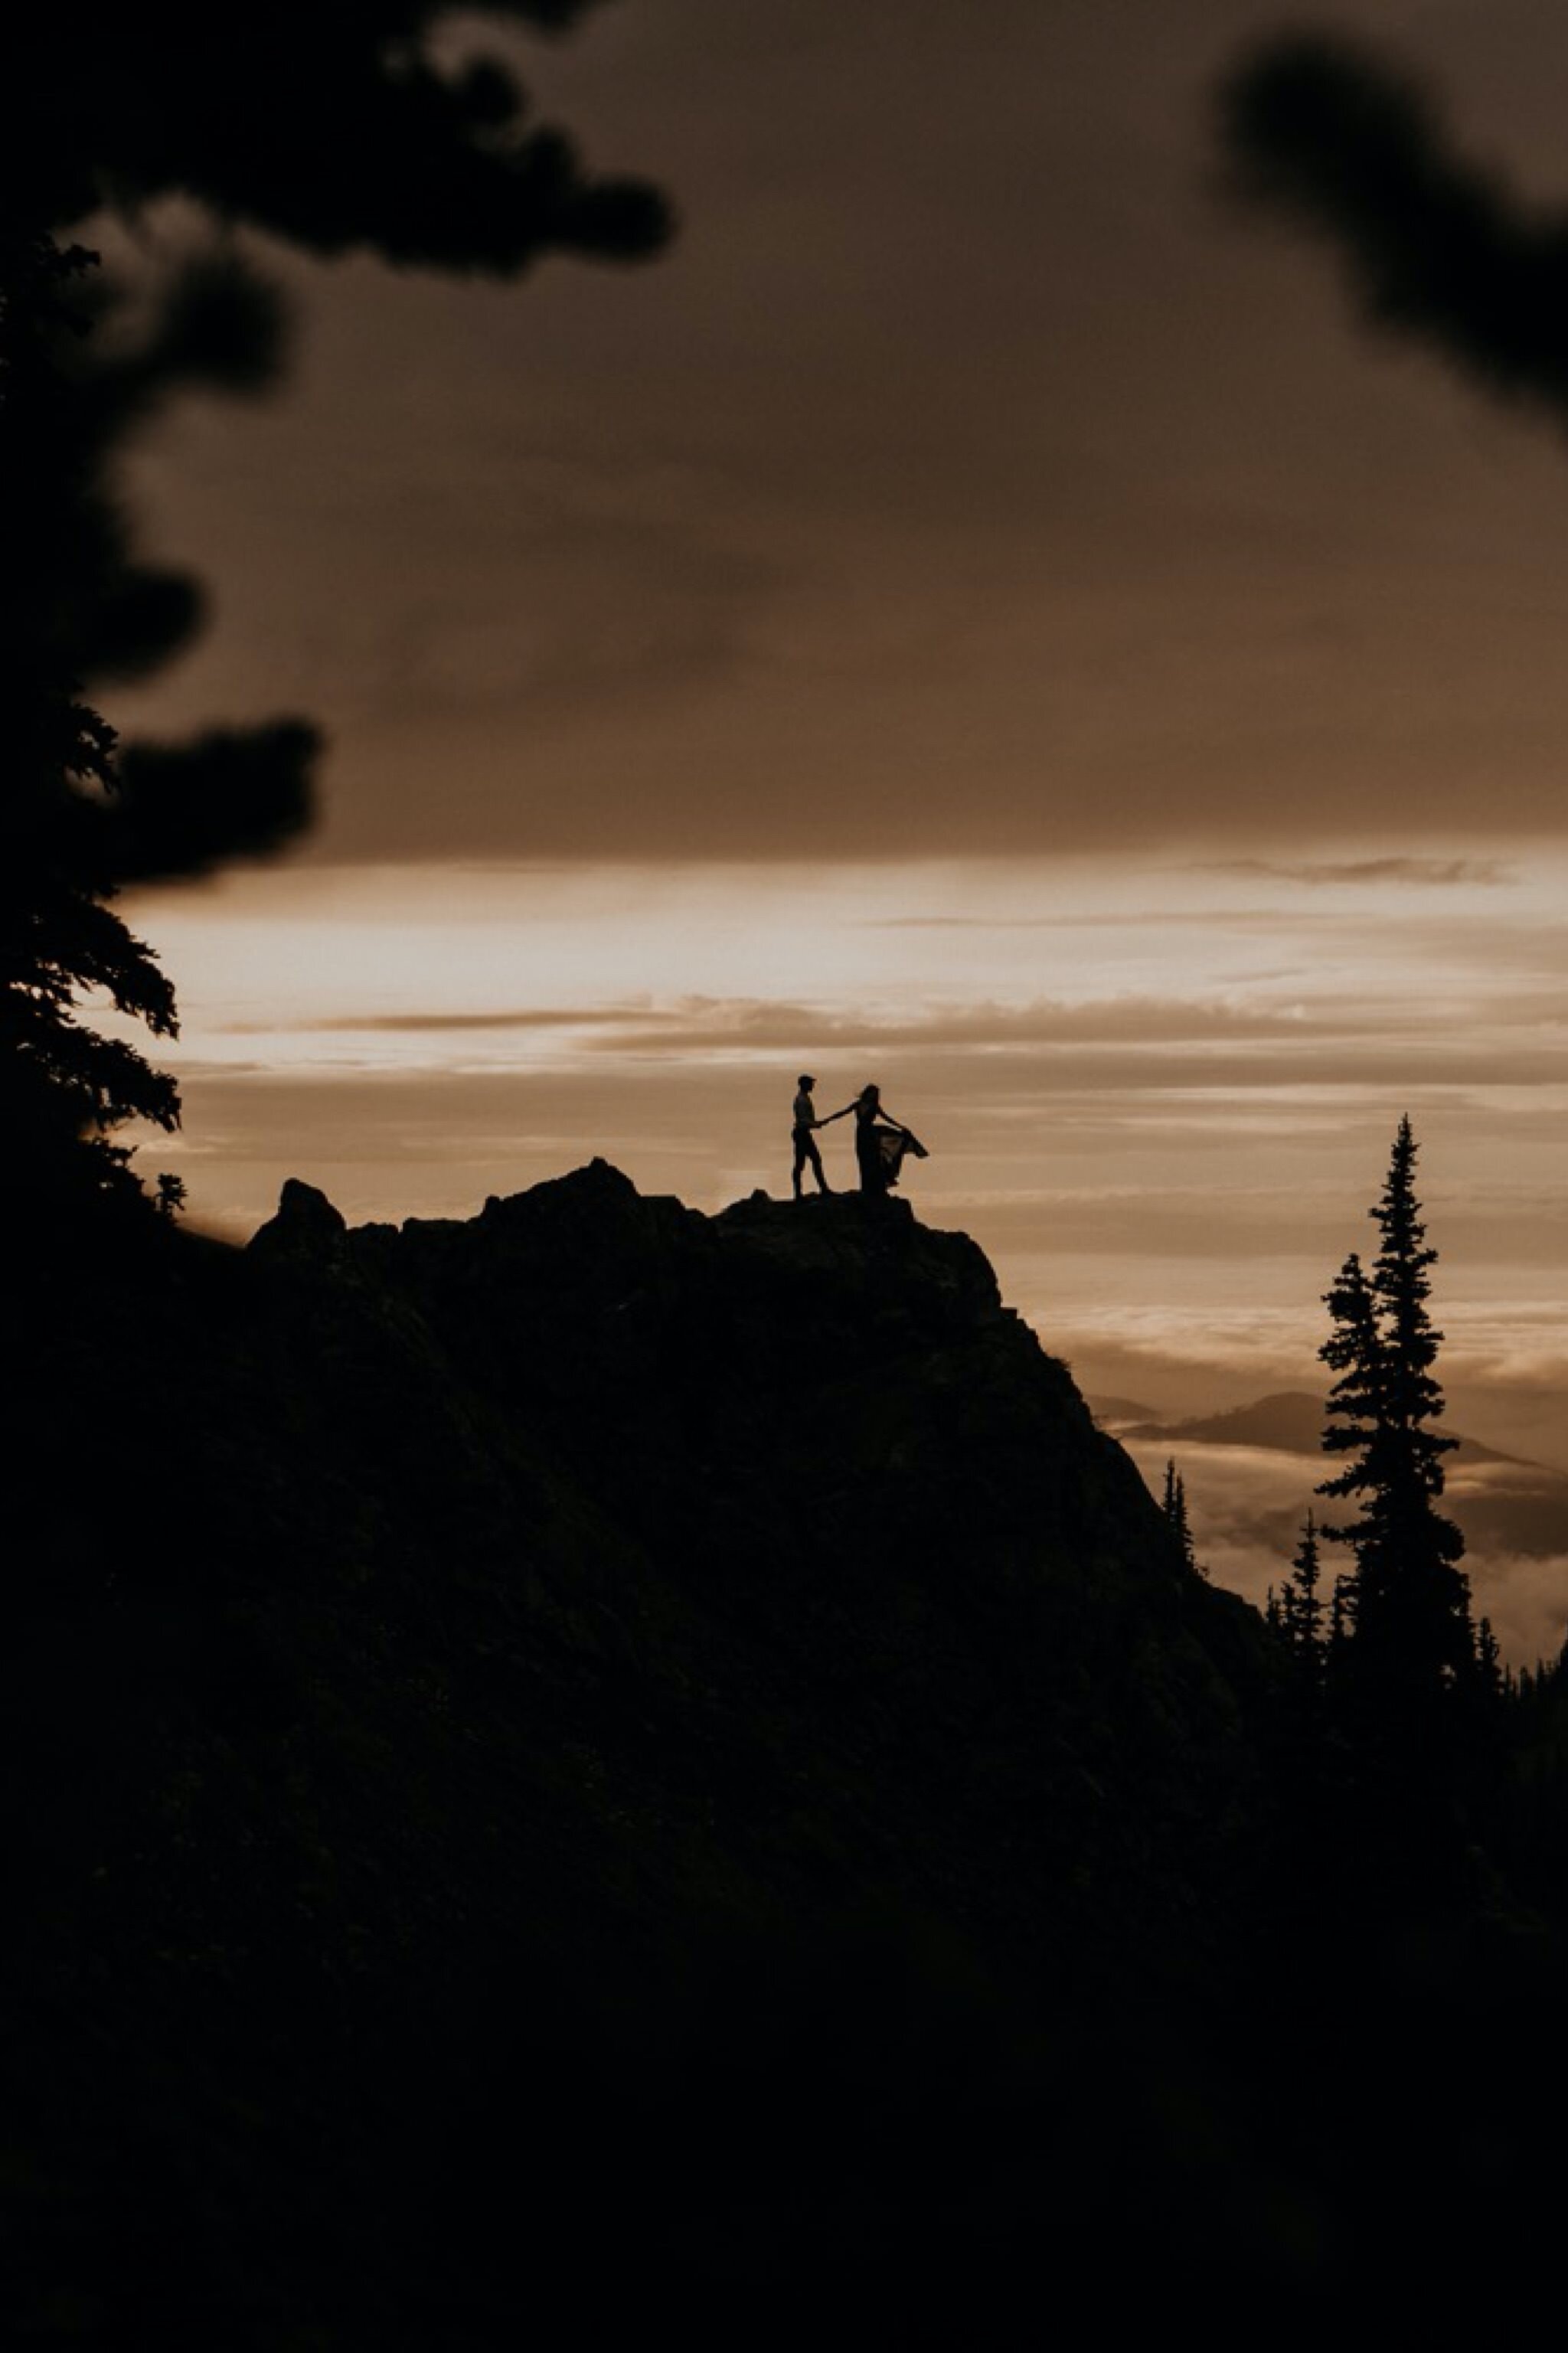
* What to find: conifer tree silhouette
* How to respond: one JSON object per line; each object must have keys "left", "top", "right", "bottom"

{"left": 1317, "top": 1119, "right": 1474, "bottom": 1712}
{"left": 1, "top": 235, "right": 315, "bottom": 1206}
{"left": 1475, "top": 1615, "right": 1505, "bottom": 1702}
{"left": 1161, "top": 1458, "right": 1199, "bottom": 1575}
{"left": 1, "top": 5, "right": 671, "bottom": 1209}
{"left": 1276, "top": 1511, "right": 1327, "bottom": 1674}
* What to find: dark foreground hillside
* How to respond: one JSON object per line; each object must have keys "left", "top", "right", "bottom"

{"left": 3, "top": 1165, "right": 1563, "bottom": 2344}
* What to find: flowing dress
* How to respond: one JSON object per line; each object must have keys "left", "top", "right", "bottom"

{"left": 855, "top": 1103, "right": 927, "bottom": 1193}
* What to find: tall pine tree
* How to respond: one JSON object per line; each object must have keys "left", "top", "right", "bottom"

{"left": 1161, "top": 1458, "right": 1198, "bottom": 1574}
{"left": 1317, "top": 1119, "right": 1473, "bottom": 1706}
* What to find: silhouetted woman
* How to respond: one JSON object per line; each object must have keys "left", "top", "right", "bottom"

{"left": 843, "top": 1083, "right": 911, "bottom": 1198}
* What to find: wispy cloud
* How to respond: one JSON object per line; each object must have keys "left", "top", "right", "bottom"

{"left": 225, "top": 1007, "right": 666, "bottom": 1036}
{"left": 1202, "top": 856, "right": 1514, "bottom": 888}
{"left": 231, "top": 991, "right": 1396, "bottom": 1054}
{"left": 864, "top": 915, "right": 1065, "bottom": 930}
{"left": 579, "top": 993, "right": 1351, "bottom": 1054}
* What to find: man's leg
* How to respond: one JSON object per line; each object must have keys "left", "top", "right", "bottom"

{"left": 806, "top": 1134, "right": 832, "bottom": 1194}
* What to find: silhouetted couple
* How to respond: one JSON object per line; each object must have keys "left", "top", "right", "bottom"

{"left": 792, "top": 1076, "right": 925, "bottom": 1200}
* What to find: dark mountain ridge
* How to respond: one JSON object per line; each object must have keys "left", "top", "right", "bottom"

{"left": 4, "top": 1165, "right": 1562, "bottom": 2342}
{"left": 1115, "top": 1386, "right": 1524, "bottom": 1467}
{"left": 1109, "top": 1387, "right": 1568, "bottom": 1585}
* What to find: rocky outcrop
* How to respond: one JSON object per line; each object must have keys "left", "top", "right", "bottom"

{"left": 5, "top": 1164, "right": 1293, "bottom": 2341}
{"left": 230, "top": 1155, "right": 1276, "bottom": 1966}
{"left": 247, "top": 1172, "right": 348, "bottom": 1260}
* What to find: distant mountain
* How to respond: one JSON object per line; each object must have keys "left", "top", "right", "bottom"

{"left": 1119, "top": 1388, "right": 1568, "bottom": 1577}
{"left": 1126, "top": 1387, "right": 1523, "bottom": 1469}
{"left": 1086, "top": 1391, "right": 1161, "bottom": 1427}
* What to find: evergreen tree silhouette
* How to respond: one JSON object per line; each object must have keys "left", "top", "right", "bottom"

{"left": 1161, "top": 1457, "right": 1196, "bottom": 1573}
{"left": 2, "top": 6, "right": 671, "bottom": 1210}
{"left": 1475, "top": 1616, "right": 1504, "bottom": 1703}
{"left": 5, "top": 8, "right": 671, "bottom": 279}
{"left": 1276, "top": 1511, "right": 1327, "bottom": 1674}
{"left": 0, "top": 234, "right": 316, "bottom": 1208}
{"left": 1317, "top": 1119, "right": 1474, "bottom": 1716}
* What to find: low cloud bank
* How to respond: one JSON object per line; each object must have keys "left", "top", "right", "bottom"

{"left": 1118, "top": 1430, "right": 1568, "bottom": 1671}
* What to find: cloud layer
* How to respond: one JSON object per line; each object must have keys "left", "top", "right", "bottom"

{"left": 106, "top": 1, "right": 1568, "bottom": 862}
{"left": 1116, "top": 1421, "right": 1568, "bottom": 1672}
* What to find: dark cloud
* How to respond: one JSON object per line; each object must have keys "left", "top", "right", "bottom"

{"left": 106, "top": 2, "right": 1568, "bottom": 864}
{"left": 1219, "top": 28, "right": 1568, "bottom": 422}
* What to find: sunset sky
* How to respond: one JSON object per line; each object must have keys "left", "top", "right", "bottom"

{"left": 93, "top": 2, "right": 1568, "bottom": 1651}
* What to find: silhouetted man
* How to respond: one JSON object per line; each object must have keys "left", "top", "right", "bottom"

{"left": 791, "top": 1074, "right": 836, "bottom": 1198}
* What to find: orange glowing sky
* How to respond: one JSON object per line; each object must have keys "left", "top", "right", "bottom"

{"left": 87, "top": 2, "right": 1568, "bottom": 1655}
